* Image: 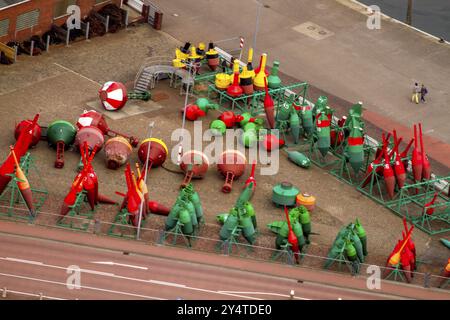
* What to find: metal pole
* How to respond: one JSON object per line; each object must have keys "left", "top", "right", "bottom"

{"left": 106, "top": 15, "right": 110, "bottom": 33}
{"left": 178, "top": 61, "right": 194, "bottom": 165}
{"left": 2, "top": 287, "right": 6, "bottom": 298}
{"left": 86, "top": 22, "right": 90, "bottom": 40}
{"left": 46, "top": 35, "right": 50, "bottom": 52}
{"left": 136, "top": 121, "right": 155, "bottom": 240}
{"left": 14, "top": 46, "right": 18, "bottom": 63}
{"left": 125, "top": 10, "right": 129, "bottom": 29}
{"left": 66, "top": 29, "right": 70, "bottom": 47}
{"left": 30, "top": 41, "right": 34, "bottom": 56}
{"left": 252, "top": 1, "right": 262, "bottom": 53}
{"left": 406, "top": 0, "right": 413, "bottom": 25}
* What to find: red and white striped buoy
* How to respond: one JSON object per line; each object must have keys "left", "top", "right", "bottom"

{"left": 99, "top": 81, "right": 128, "bottom": 111}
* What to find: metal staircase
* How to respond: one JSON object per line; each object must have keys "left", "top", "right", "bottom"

{"left": 134, "top": 56, "right": 183, "bottom": 92}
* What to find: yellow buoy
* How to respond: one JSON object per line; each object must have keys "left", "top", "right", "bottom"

{"left": 215, "top": 73, "right": 231, "bottom": 91}
{"left": 253, "top": 53, "right": 267, "bottom": 91}
{"left": 296, "top": 193, "right": 316, "bottom": 212}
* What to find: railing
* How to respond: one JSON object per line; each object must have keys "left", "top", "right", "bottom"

{"left": 0, "top": 206, "right": 448, "bottom": 291}
{"left": 0, "top": 287, "right": 65, "bottom": 300}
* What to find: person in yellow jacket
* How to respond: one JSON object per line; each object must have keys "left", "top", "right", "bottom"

{"left": 411, "top": 82, "right": 420, "bottom": 104}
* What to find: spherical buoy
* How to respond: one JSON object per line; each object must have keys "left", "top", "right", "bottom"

{"left": 99, "top": 81, "right": 128, "bottom": 111}
{"left": 138, "top": 138, "right": 168, "bottom": 167}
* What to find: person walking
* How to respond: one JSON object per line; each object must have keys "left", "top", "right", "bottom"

{"left": 411, "top": 82, "right": 420, "bottom": 104}
{"left": 420, "top": 84, "right": 428, "bottom": 103}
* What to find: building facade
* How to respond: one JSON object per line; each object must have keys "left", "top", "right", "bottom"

{"left": 0, "top": 0, "right": 121, "bottom": 43}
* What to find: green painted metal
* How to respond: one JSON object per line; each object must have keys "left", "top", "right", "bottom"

{"left": 272, "top": 182, "right": 299, "bottom": 207}
{"left": 0, "top": 153, "right": 48, "bottom": 221}
{"left": 267, "top": 61, "right": 282, "bottom": 89}
{"left": 47, "top": 120, "right": 76, "bottom": 145}
{"left": 57, "top": 190, "right": 94, "bottom": 231}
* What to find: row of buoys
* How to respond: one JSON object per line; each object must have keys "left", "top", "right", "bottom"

{"left": 324, "top": 219, "right": 368, "bottom": 269}
{"left": 267, "top": 205, "right": 312, "bottom": 263}
{"left": 383, "top": 219, "right": 416, "bottom": 283}
{"left": 214, "top": 51, "right": 281, "bottom": 95}
{"left": 165, "top": 183, "right": 204, "bottom": 236}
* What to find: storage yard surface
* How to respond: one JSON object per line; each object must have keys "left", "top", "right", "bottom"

{"left": 0, "top": 23, "right": 448, "bottom": 278}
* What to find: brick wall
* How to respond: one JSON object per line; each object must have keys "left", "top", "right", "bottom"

{"left": 0, "top": 0, "right": 121, "bottom": 43}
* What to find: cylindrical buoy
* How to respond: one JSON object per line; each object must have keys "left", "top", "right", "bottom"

{"left": 239, "top": 65, "right": 254, "bottom": 96}
{"left": 316, "top": 113, "right": 331, "bottom": 157}
{"left": 215, "top": 73, "right": 231, "bottom": 90}
{"left": 206, "top": 42, "right": 219, "bottom": 71}
{"left": 287, "top": 151, "right": 310, "bottom": 168}
{"left": 104, "top": 136, "right": 132, "bottom": 170}
{"left": 290, "top": 111, "right": 301, "bottom": 144}
{"left": 138, "top": 138, "right": 168, "bottom": 167}
{"left": 246, "top": 47, "right": 255, "bottom": 79}
{"left": 347, "top": 126, "right": 364, "bottom": 173}
{"left": 296, "top": 193, "right": 316, "bottom": 212}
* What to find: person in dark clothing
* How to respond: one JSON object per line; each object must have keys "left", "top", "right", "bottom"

{"left": 420, "top": 84, "right": 428, "bottom": 103}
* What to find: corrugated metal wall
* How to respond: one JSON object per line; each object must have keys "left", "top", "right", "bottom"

{"left": 0, "top": 18, "right": 9, "bottom": 36}
{"left": 15, "top": 8, "right": 39, "bottom": 31}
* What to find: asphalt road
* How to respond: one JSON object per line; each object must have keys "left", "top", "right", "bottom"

{"left": 0, "top": 233, "right": 406, "bottom": 300}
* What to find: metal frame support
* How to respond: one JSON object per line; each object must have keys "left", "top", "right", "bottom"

{"left": 105, "top": 15, "right": 110, "bottom": 34}
{"left": 30, "top": 41, "right": 34, "bottom": 56}
{"left": 85, "top": 22, "right": 90, "bottom": 41}
{"left": 46, "top": 35, "right": 50, "bottom": 52}
{"left": 66, "top": 29, "right": 70, "bottom": 47}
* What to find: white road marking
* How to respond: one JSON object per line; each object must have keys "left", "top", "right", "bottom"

{"left": 90, "top": 261, "right": 148, "bottom": 270}
{"left": 53, "top": 62, "right": 101, "bottom": 86}
{"left": 149, "top": 280, "right": 186, "bottom": 288}
{"left": 0, "top": 272, "right": 166, "bottom": 300}
{"left": 4, "top": 289, "right": 66, "bottom": 300}
{"left": 5, "top": 257, "right": 43, "bottom": 266}
{"left": 217, "top": 290, "right": 311, "bottom": 300}
{"left": 0, "top": 256, "right": 265, "bottom": 300}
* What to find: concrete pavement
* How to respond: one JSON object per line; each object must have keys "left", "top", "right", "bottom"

{"left": 148, "top": 0, "right": 450, "bottom": 168}
{"left": 0, "top": 220, "right": 448, "bottom": 300}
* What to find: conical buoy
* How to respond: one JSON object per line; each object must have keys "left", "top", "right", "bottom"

{"left": 383, "top": 146, "right": 396, "bottom": 199}
{"left": 226, "top": 59, "right": 243, "bottom": 97}
{"left": 263, "top": 78, "right": 275, "bottom": 129}
{"left": 316, "top": 113, "right": 331, "bottom": 157}
{"left": 418, "top": 123, "right": 431, "bottom": 180}
{"left": 411, "top": 124, "right": 423, "bottom": 185}
{"left": 206, "top": 42, "right": 219, "bottom": 71}
{"left": 267, "top": 60, "right": 282, "bottom": 89}
{"left": 253, "top": 53, "right": 268, "bottom": 91}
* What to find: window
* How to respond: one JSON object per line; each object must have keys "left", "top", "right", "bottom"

{"left": 54, "top": 0, "right": 77, "bottom": 18}
{"left": 0, "top": 18, "right": 9, "bottom": 36}
{"left": 15, "top": 9, "right": 39, "bottom": 31}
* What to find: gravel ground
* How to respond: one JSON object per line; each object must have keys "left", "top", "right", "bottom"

{"left": 0, "top": 24, "right": 447, "bottom": 280}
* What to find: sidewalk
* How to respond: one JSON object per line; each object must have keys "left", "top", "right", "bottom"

{"left": 0, "top": 220, "right": 448, "bottom": 300}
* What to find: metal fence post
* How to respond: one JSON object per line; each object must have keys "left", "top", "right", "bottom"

{"left": 85, "top": 22, "right": 90, "bottom": 41}
{"left": 46, "top": 35, "right": 50, "bottom": 52}
{"left": 14, "top": 46, "right": 18, "bottom": 63}
{"left": 66, "top": 29, "right": 70, "bottom": 47}
{"left": 39, "top": 292, "right": 43, "bottom": 300}
{"left": 424, "top": 272, "right": 431, "bottom": 288}
{"left": 125, "top": 10, "right": 129, "bottom": 29}
{"left": 2, "top": 287, "right": 6, "bottom": 298}
{"left": 30, "top": 41, "right": 34, "bottom": 56}
{"left": 105, "top": 15, "right": 110, "bottom": 33}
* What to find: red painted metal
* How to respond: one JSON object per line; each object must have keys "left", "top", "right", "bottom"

{"left": 14, "top": 119, "right": 41, "bottom": 147}
{"left": 217, "top": 150, "right": 247, "bottom": 193}
{"left": 180, "top": 150, "right": 209, "bottom": 188}
{"left": 392, "top": 130, "right": 406, "bottom": 188}
{"left": 218, "top": 111, "right": 243, "bottom": 128}
{"left": 181, "top": 104, "right": 206, "bottom": 121}
{"left": 411, "top": 124, "right": 423, "bottom": 184}
{"left": 284, "top": 206, "right": 299, "bottom": 263}
{"left": 148, "top": 201, "right": 170, "bottom": 216}
{"left": 383, "top": 145, "right": 396, "bottom": 199}
{"left": 77, "top": 110, "right": 139, "bottom": 147}
{"left": 262, "top": 134, "right": 285, "bottom": 151}
{"left": 424, "top": 192, "right": 439, "bottom": 216}
{"left": 0, "top": 114, "right": 39, "bottom": 196}
{"left": 263, "top": 78, "right": 275, "bottom": 129}
{"left": 418, "top": 123, "right": 431, "bottom": 180}
{"left": 244, "top": 161, "right": 257, "bottom": 198}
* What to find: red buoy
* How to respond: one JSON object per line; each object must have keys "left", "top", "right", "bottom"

{"left": 263, "top": 78, "right": 275, "bottom": 129}
{"left": 217, "top": 150, "right": 247, "bottom": 193}
{"left": 392, "top": 131, "right": 406, "bottom": 188}
{"left": 14, "top": 119, "right": 41, "bottom": 147}
{"left": 418, "top": 123, "right": 431, "bottom": 180}
{"left": 411, "top": 124, "right": 423, "bottom": 184}
{"left": 383, "top": 145, "right": 396, "bottom": 199}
